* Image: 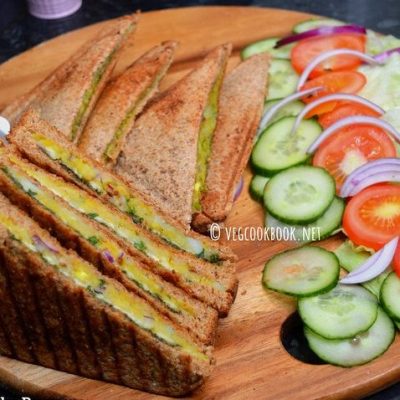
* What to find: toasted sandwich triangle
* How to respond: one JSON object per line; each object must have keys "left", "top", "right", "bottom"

{"left": 1, "top": 14, "right": 138, "bottom": 143}
{"left": 78, "top": 41, "right": 178, "bottom": 163}
{"left": 115, "top": 43, "right": 232, "bottom": 229}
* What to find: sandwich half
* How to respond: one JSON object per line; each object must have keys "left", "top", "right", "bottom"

{"left": 1, "top": 15, "right": 137, "bottom": 143}
{"left": 0, "top": 192, "right": 213, "bottom": 396}
{"left": 10, "top": 109, "right": 235, "bottom": 265}
{"left": 193, "top": 53, "right": 270, "bottom": 230}
{"left": 78, "top": 41, "right": 177, "bottom": 164}
{"left": 114, "top": 44, "right": 232, "bottom": 229}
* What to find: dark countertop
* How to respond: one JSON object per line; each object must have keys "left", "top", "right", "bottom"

{"left": 0, "top": 1, "right": 400, "bottom": 399}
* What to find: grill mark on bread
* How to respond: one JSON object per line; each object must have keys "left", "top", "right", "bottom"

{"left": 29, "top": 268, "right": 60, "bottom": 370}
{"left": 85, "top": 300, "right": 121, "bottom": 383}
{"left": 2, "top": 251, "right": 51, "bottom": 365}
{"left": 106, "top": 312, "right": 141, "bottom": 388}
{"left": 33, "top": 270, "right": 78, "bottom": 373}
{"left": 0, "top": 250, "right": 35, "bottom": 362}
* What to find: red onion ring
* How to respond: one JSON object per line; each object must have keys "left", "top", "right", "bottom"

{"left": 307, "top": 116, "right": 400, "bottom": 154}
{"left": 340, "top": 236, "right": 399, "bottom": 284}
{"left": 297, "top": 49, "right": 382, "bottom": 90}
{"left": 233, "top": 177, "right": 244, "bottom": 201}
{"left": 291, "top": 93, "right": 384, "bottom": 135}
{"left": 258, "top": 87, "right": 323, "bottom": 135}
{"left": 374, "top": 47, "right": 400, "bottom": 63}
{"left": 276, "top": 25, "right": 366, "bottom": 48}
{"left": 341, "top": 158, "right": 400, "bottom": 197}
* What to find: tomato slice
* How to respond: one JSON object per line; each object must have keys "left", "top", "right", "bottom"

{"left": 319, "top": 103, "right": 382, "bottom": 128}
{"left": 313, "top": 125, "right": 396, "bottom": 191}
{"left": 343, "top": 184, "right": 400, "bottom": 250}
{"left": 291, "top": 34, "right": 366, "bottom": 77}
{"left": 300, "top": 71, "right": 367, "bottom": 114}
{"left": 394, "top": 243, "right": 400, "bottom": 278}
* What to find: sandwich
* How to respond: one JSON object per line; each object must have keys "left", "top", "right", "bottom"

{"left": 9, "top": 110, "right": 235, "bottom": 265}
{"left": 114, "top": 44, "right": 232, "bottom": 229}
{"left": 0, "top": 192, "right": 213, "bottom": 395}
{"left": 78, "top": 41, "right": 177, "bottom": 164}
{"left": 0, "top": 147, "right": 235, "bottom": 318}
{"left": 193, "top": 53, "right": 270, "bottom": 230}
{"left": 1, "top": 15, "right": 137, "bottom": 143}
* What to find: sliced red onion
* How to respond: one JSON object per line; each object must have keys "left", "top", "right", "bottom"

{"left": 340, "top": 236, "right": 399, "bottom": 284}
{"left": 102, "top": 250, "right": 115, "bottom": 264}
{"left": 374, "top": 47, "right": 400, "bottom": 63}
{"left": 348, "top": 171, "right": 400, "bottom": 197}
{"left": 297, "top": 49, "right": 382, "bottom": 90}
{"left": 258, "top": 87, "right": 322, "bottom": 135}
{"left": 32, "top": 234, "right": 59, "bottom": 253}
{"left": 291, "top": 93, "right": 384, "bottom": 135}
{"left": 341, "top": 158, "right": 400, "bottom": 197}
{"left": 233, "top": 177, "right": 244, "bottom": 201}
{"left": 307, "top": 116, "right": 400, "bottom": 154}
{"left": 276, "top": 25, "right": 366, "bottom": 48}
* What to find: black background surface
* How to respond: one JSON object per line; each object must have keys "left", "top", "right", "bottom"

{"left": 0, "top": 0, "right": 399, "bottom": 399}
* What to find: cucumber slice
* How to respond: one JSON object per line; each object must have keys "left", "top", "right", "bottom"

{"left": 305, "top": 307, "right": 395, "bottom": 367}
{"left": 380, "top": 272, "right": 400, "bottom": 322}
{"left": 293, "top": 18, "right": 345, "bottom": 34}
{"left": 299, "top": 285, "right": 379, "bottom": 340}
{"left": 251, "top": 116, "right": 322, "bottom": 176}
{"left": 265, "top": 197, "right": 344, "bottom": 242}
{"left": 263, "top": 166, "right": 335, "bottom": 225}
{"left": 249, "top": 175, "right": 269, "bottom": 201}
{"left": 267, "top": 59, "right": 298, "bottom": 100}
{"left": 241, "top": 37, "right": 294, "bottom": 60}
{"left": 262, "top": 99, "right": 305, "bottom": 127}
{"left": 334, "top": 241, "right": 389, "bottom": 298}
{"left": 262, "top": 246, "right": 339, "bottom": 297}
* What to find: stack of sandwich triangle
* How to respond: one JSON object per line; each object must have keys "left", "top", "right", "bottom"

{"left": 0, "top": 13, "right": 269, "bottom": 396}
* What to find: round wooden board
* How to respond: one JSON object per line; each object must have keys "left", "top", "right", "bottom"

{"left": 0, "top": 6, "right": 399, "bottom": 400}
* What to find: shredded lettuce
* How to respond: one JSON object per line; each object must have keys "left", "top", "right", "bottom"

{"left": 366, "top": 30, "right": 400, "bottom": 56}
{"left": 358, "top": 53, "right": 400, "bottom": 112}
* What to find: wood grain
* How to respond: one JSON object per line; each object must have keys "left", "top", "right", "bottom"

{"left": 0, "top": 6, "right": 398, "bottom": 400}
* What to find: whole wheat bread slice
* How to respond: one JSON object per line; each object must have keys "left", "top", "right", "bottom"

{"left": 0, "top": 192, "right": 213, "bottom": 396}
{"left": 194, "top": 53, "right": 270, "bottom": 231}
{"left": 1, "top": 15, "right": 138, "bottom": 143}
{"left": 78, "top": 41, "right": 177, "bottom": 163}
{"left": 114, "top": 44, "right": 232, "bottom": 229}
